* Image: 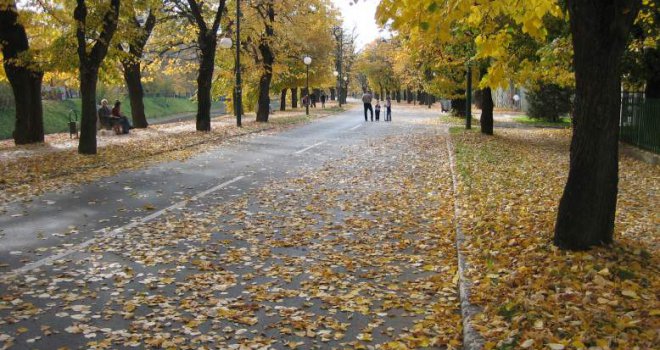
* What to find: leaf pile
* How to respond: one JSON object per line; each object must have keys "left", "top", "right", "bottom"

{"left": 452, "top": 128, "right": 659, "bottom": 349}
{"left": 0, "top": 108, "right": 343, "bottom": 206}
{"left": 0, "top": 120, "right": 462, "bottom": 349}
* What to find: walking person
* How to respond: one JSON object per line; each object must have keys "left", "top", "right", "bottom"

{"left": 375, "top": 100, "right": 381, "bottom": 121}
{"left": 385, "top": 96, "right": 392, "bottom": 121}
{"left": 321, "top": 92, "right": 326, "bottom": 108}
{"left": 362, "top": 90, "right": 373, "bottom": 121}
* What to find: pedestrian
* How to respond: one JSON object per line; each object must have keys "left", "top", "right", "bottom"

{"left": 321, "top": 92, "right": 326, "bottom": 108}
{"left": 361, "top": 90, "right": 373, "bottom": 121}
{"left": 111, "top": 100, "right": 132, "bottom": 134}
{"left": 385, "top": 96, "right": 392, "bottom": 121}
{"left": 302, "top": 94, "right": 309, "bottom": 108}
{"left": 375, "top": 100, "right": 381, "bottom": 121}
{"left": 311, "top": 93, "right": 317, "bottom": 108}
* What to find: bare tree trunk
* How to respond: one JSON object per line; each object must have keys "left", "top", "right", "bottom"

{"left": 280, "top": 88, "right": 286, "bottom": 111}
{"left": 75, "top": 0, "right": 120, "bottom": 155}
{"left": 291, "top": 87, "right": 298, "bottom": 108}
{"left": 554, "top": 0, "right": 641, "bottom": 250}
{"left": 480, "top": 87, "right": 494, "bottom": 135}
{"left": 122, "top": 60, "right": 148, "bottom": 128}
{"left": 0, "top": 3, "right": 44, "bottom": 145}
{"left": 196, "top": 40, "right": 215, "bottom": 131}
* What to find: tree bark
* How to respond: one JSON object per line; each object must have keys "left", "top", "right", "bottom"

{"left": 291, "top": 87, "right": 298, "bottom": 108}
{"left": 554, "top": 0, "right": 641, "bottom": 250}
{"left": 122, "top": 60, "right": 148, "bottom": 128}
{"left": 280, "top": 88, "right": 287, "bottom": 111}
{"left": 0, "top": 3, "right": 44, "bottom": 145}
{"left": 255, "top": 0, "right": 275, "bottom": 123}
{"left": 196, "top": 38, "right": 216, "bottom": 131}
{"left": 75, "top": 0, "right": 120, "bottom": 155}
{"left": 121, "top": 12, "right": 156, "bottom": 129}
{"left": 78, "top": 68, "right": 99, "bottom": 154}
{"left": 186, "top": 0, "right": 227, "bottom": 131}
{"left": 452, "top": 96, "right": 466, "bottom": 117}
{"left": 480, "top": 87, "right": 494, "bottom": 135}
{"left": 330, "top": 88, "right": 336, "bottom": 101}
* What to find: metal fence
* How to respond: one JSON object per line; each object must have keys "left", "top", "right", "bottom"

{"left": 620, "top": 93, "right": 660, "bottom": 154}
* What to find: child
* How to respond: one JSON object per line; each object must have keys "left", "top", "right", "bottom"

{"left": 375, "top": 101, "right": 381, "bottom": 121}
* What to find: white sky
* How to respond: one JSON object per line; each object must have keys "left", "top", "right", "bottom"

{"left": 331, "top": 0, "right": 387, "bottom": 50}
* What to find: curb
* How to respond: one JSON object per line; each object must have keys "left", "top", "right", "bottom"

{"left": 445, "top": 132, "right": 485, "bottom": 350}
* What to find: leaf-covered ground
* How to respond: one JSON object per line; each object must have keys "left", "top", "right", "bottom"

{"left": 0, "top": 117, "right": 462, "bottom": 349}
{"left": 0, "top": 107, "right": 343, "bottom": 206}
{"left": 451, "top": 128, "right": 659, "bottom": 350}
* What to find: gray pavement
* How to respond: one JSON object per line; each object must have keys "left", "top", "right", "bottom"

{"left": 0, "top": 105, "right": 461, "bottom": 349}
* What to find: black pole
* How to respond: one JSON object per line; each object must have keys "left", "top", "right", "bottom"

{"left": 234, "top": 0, "right": 242, "bottom": 127}
{"left": 466, "top": 64, "right": 472, "bottom": 130}
{"left": 306, "top": 65, "right": 309, "bottom": 116}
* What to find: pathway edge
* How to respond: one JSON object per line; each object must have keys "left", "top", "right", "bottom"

{"left": 445, "top": 131, "right": 485, "bottom": 350}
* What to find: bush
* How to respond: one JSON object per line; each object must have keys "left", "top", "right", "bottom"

{"left": 527, "top": 83, "right": 573, "bottom": 122}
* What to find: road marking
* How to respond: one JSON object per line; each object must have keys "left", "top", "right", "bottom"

{"left": 349, "top": 124, "right": 362, "bottom": 131}
{"left": 4, "top": 175, "right": 246, "bottom": 278}
{"left": 294, "top": 141, "right": 327, "bottom": 154}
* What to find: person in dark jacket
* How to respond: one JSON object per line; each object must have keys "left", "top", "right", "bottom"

{"left": 111, "top": 100, "right": 132, "bottom": 134}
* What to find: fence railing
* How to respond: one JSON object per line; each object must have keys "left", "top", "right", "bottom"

{"left": 620, "top": 93, "right": 660, "bottom": 154}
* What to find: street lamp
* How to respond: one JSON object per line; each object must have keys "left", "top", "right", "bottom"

{"left": 333, "top": 26, "right": 343, "bottom": 107}
{"left": 466, "top": 62, "right": 472, "bottom": 130}
{"left": 304, "top": 56, "right": 312, "bottom": 116}
{"left": 219, "top": 1, "right": 242, "bottom": 127}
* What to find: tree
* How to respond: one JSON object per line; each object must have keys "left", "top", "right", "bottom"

{"left": 119, "top": 6, "right": 157, "bottom": 128}
{"left": 165, "top": 0, "right": 226, "bottom": 131}
{"left": 75, "top": 0, "right": 121, "bottom": 155}
{"left": 0, "top": 0, "right": 44, "bottom": 145}
{"left": 554, "top": 0, "right": 642, "bottom": 250}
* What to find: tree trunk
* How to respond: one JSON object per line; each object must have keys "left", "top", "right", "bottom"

{"left": 330, "top": 88, "right": 336, "bottom": 101}
{"left": 291, "top": 87, "right": 298, "bottom": 108}
{"left": 75, "top": 0, "right": 120, "bottom": 155}
{"left": 452, "top": 96, "right": 466, "bottom": 117}
{"left": 480, "top": 87, "right": 494, "bottom": 135}
{"left": 256, "top": 72, "right": 272, "bottom": 122}
{"left": 554, "top": 0, "right": 641, "bottom": 250}
{"left": 0, "top": 4, "right": 44, "bottom": 145}
{"left": 123, "top": 60, "right": 148, "bottom": 128}
{"left": 196, "top": 41, "right": 215, "bottom": 131}
{"left": 78, "top": 67, "right": 100, "bottom": 154}
{"left": 121, "top": 12, "right": 155, "bottom": 129}
{"left": 255, "top": 1, "right": 275, "bottom": 123}
{"left": 396, "top": 90, "right": 401, "bottom": 103}
{"left": 280, "top": 88, "right": 287, "bottom": 111}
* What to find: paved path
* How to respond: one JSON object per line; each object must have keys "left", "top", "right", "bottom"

{"left": 0, "top": 105, "right": 461, "bottom": 349}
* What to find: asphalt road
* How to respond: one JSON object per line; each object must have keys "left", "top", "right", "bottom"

{"left": 0, "top": 104, "right": 455, "bottom": 349}
{"left": 0, "top": 104, "right": 435, "bottom": 273}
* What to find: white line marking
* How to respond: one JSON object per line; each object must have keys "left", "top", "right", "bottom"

{"left": 349, "top": 124, "right": 362, "bottom": 131}
{"left": 294, "top": 141, "right": 327, "bottom": 154}
{"left": 4, "top": 175, "right": 246, "bottom": 278}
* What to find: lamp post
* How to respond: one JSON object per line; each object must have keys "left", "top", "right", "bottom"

{"left": 219, "top": 1, "right": 242, "bottom": 127}
{"left": 304, "top": 56, "right": 312, "bottom": 116}
{"left": 333, "top": 70, "right": 339, "bottom": 102}
{"left": 466, "top": 62, "right": 472, "bottom": 130}
{"left": 333, "top": 26, "right": 343, "bottom": 107}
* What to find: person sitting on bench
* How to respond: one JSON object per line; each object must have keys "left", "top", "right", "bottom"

{"left": 111, "top": 100, "right": 132, "bottom": 134}
{"left": 98, "top": 99, "right": 113, "bottom": 130}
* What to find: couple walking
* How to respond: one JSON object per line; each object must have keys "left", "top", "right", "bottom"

{"left": 362, "top": 91, "right": 392, "bottom": 122}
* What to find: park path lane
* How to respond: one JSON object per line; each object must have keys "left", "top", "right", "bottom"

{"left": 0, "top": 106, "right": 462, "bottom": 349}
